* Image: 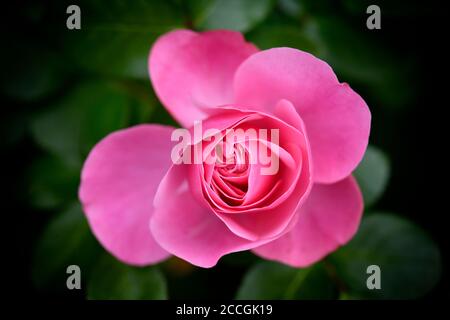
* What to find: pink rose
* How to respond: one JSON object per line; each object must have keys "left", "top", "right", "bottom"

{"left": 79, "top": 30, "right": 371, "bottom": 268}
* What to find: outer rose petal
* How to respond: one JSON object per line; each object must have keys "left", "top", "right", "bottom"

{"left": 149, "top": 29, "right": 258, "bottom": 128}
{"left": 150, "top": 163, "right": 273, "bottom": 268}
{"left": 79, "top": 125, "right": 175, "bottom": 266}
{"left": 234, "top": 48, "right": 371, "bottom": 184}
{"left": 252, "top": 176, "right": 363, "bottom": 267}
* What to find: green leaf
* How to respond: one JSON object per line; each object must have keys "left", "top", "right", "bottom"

{"left": 1, "top": 42, "right": 66, "bottom": 101}
{"left": 33, "top": 203, "right": 101, "bottom": 289}
{"left": 304, "top": 16, "right": 415, "bottom": 109}
{"left": 341, "top": 0, "right": 435, "bottom": 17}
{"left": 88, "top": 254, "right": 168, "bottom": 300}
{"left": 247, "top": 24, "right": 319, "bottom": 55}
{"left": 191, "top": 0, "right": 274, "bottom": 32}
{"left": 331, "top": 213, "right": 442, "bottom": 299}
{"left": 221, "top": 251, "right": 259, "bottom": 267}
{"left": 278, "top": 0, "right": 336, "bottom": 17}
{"left": 236, "top": 261, "right": 336, "bottom": 299}
{"left": 27, "top": 155, "right": 79, "bottom": 209}
{"left": 31, "top": 81, "right": 139, "bottom": 169}
{"left": 61, "top": 0, "right": 184, "bottom": 79}
{"left": 0, "top": 111, "right": 29, "bottom": 148}
{"left": 277, "top": 0, "right": 303, "bottom": 19}
{"left": 354, "top": 145, "right": 390, "bottom": 207}
{"left": 122, "top": 80, "right": 178, "bottom": 127}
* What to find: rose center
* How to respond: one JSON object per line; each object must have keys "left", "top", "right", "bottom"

{"left": 209, "top": 142, "right": 249, "bottom": 206}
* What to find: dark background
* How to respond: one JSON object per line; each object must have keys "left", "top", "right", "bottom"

{"left": 1, "top": 0, "right": 448, "bottom": 299}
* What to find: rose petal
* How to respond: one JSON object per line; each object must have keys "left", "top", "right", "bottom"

{"left": 149, "top": 29, "right": 258, "bottom": 127}
{"left": 79, "top": 125, "right": 174, "bottom": 266}
{"left": 181, "top": 107, "right": 312, "bottom": 241}
{"left": 151, "top": 163, "right": 271, "bottom": 268}
{"left": 211, "top": 142, "right": 310, "bottom": 241}
{"left": 273, "top": 99, "right": 308, "bottom": 135}
{"left": 234, "top": 48, "right": 371, "bottom": 184}
{"left": 252, "top": 176, "right": 363, "bottom": 267}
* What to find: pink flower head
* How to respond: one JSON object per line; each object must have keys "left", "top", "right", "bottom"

{"left": 79, "top": 30, "right": 371, "bottom": 268}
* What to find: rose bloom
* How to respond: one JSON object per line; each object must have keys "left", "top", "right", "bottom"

{"left": 79, "top": 30, "right": 371, "bottom": 268}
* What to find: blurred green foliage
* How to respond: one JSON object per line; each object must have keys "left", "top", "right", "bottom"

{"left": 27, "top": 154, "right": 79, "bottom": 209}
{"left": 30, "top": 81, "right": 152, "bottom": 168}
{"left": 1, "top": 43, "right": 67, "bottom": 102}
{"left": 33, "top": 203, "right": 101, "bottom": 290}
{"left": 330, "top": 213, "right": 442, "bottom": 299}
{"left": 88, "top": 254, "right": 167, "bottom": 299}
{"left": 188, "top": 0, "right": 275, "bottom": 32}
{"left": 354, "top": 145, "right": 390, "bottom": 208}
{"left": 63, "top": 1, "right": 184, "bottom": 79}
{"left": 3, "top": 0, "right": 442, "bottom": 300}
{"left": 236, "top": 262, "right": 336, "bottom": 299}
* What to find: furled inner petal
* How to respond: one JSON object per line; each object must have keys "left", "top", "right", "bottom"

{"left": 192, "top": 109, "right": 306, "bottom": 215}
{"left": 185, "top": 105, "right": 313, "bottom": 241}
